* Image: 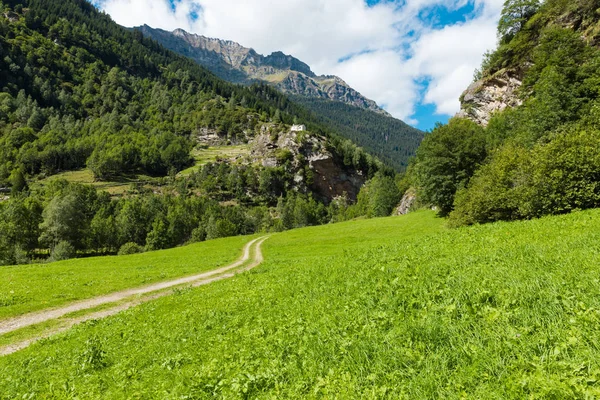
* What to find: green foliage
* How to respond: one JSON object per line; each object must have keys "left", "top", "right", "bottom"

{"left": 451, "top": 128, "right": 600, "bottom": 225}
{"left": 413, "top": 118, "right": 487, "bottom": 216}
{"left": 498, "top": 0, "right": 541, "bottom": 43}
{"left": 49, "top": 240, "right": 75, "bottom": 262}
{"left": 350, "top": 172, "right": 401, "bottom": 218}
{"left": 117, "top": 242, "right": 143, "bottom": 256}
{"left": 39, "top": 193, "right": 86, "bottom": 249}
{"left": 8, "top": 167, "right": 26, "bottom": 194}
{"left": 449, "top": 144, "right": 533, "bottom": 226}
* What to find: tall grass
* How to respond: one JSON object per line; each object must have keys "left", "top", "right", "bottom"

{"left": 2, "top": 210, "right": 600, "bottom": 398}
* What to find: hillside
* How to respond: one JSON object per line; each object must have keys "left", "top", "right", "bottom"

{"left": 292, "top": 96, "right": 424, "bottom": 170}
{"left": 410, "top": 0, "right": 600, "bottom": 225}
{"left": 0, "top": 0, "right": 405, "bottom": 267}
{"left": 135, "top": 25, "right": 389, "bottom": 115}
{"left": 135, "top": 25, "right": 424, "bottom": 171}
{"left": 3, "top": 209, "right": 600, "bottom": 397}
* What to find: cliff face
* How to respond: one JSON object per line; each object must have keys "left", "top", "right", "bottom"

{"left": 136, "top": 25, "right": 389, "bottom": 116}
{"left": 249, "top": 125, "right": 366, "bottom": 202}
{"left": 456, "top": 70, "right": 523, "bottom": 126}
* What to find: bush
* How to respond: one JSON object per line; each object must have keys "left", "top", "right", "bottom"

{"left": 450, "top": 128, "right": 600, "bottom": 226}
{"left": 449, "top": 144, "right": 533, "bottom": 226}
{"left": 118, "top": 242, "right": 144, "bottom": 256}
{"left": 530, "top": 128, "right": 600, "bottom": 215}
{"left": 50, "top": 241, "right": 75, "bottom": 262}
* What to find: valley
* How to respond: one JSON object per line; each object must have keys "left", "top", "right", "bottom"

{"left": 3, "top": 0, "right": 600, "bottom": 397}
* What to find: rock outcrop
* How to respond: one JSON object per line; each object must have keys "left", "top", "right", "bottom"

{"left": 457, "top": 70, "right": 523, "bottom": 126}
{"left": 395, "top": 188, "right": 417, "bottom": 215}
{"left": 136, "top": 25, "right": 389, "bottom": 116}
{"left": 249, "top": 125, "right": 365, "bottom": 202}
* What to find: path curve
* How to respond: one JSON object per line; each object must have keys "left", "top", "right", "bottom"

{"left": 0, "top": 236, "right": 268, "bottom": 338}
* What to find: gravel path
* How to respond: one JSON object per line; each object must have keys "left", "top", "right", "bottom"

{"left": 0, "top": 236, "right": 268, "bottom": 356}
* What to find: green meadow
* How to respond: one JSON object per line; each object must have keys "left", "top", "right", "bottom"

{"left": 2, "top": 210, "right": 600, "bottom": 398}
{"left": 0, "top": 235, "right": 251, "bottom": 319}
{"left": 178, "top": 145, "right": 251, "bottom": 177}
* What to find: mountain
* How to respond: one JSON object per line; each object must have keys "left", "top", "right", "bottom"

{"left": 0, "top": 0, "right": 401, "bottom": 266}
{"left": 136, "top": 25, "right": 389, "bottom": 116}
{"left": 135, "top": 25, "right": 424, "bottom": 171}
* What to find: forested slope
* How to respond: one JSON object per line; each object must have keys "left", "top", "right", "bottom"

{"left": 410, "top": 0, "right": 600, "bottom": 225}
{"left": 0, "top": 0, "right": 406, "bottom": 266}
{"left": 293, "top": 97, "right": 423, "bottom": 171}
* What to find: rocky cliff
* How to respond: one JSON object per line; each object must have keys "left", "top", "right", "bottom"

{"left": 136, "top": 25, "right": 389, "bottom": 116}
{"left": 456, "top": 69, "right": 523, "bottom": 126}
{"left": 248, "top": 125, "right": 366, "bottom": 201}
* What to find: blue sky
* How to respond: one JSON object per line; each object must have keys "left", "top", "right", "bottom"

{"left": 94, "top": 0, "right": 504, "bottom": 131}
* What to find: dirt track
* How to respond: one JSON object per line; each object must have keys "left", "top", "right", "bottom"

{"left": 0, "top": 236, "right": 268, "bottom": 356}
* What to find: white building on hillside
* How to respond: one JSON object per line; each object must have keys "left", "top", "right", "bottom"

{"left": 291, "top": 124, "right": 306, "bottom": 132}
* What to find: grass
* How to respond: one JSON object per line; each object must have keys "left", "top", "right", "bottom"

{"left": 37, "top": 169, "right": 160, "bottom": 196}
{"left": 178, "top": 145, "right": 250, "bottom": 177}
{"left": 0, "top": 235, "right": 252, "bottom": 319}
{"left": 3, "top": 210, "right": 600, "bottom": 397}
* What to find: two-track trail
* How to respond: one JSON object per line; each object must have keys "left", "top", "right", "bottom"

{"left": 0, "top": 236, "right": 269, "bottom": 356}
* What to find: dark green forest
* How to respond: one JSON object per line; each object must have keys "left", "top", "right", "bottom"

{"left": 411, "top": 0, "right": 600, "bottom": 226}
{"left": 0, "top": 0, "right": 403, "bottom": 265}
{"left": 292, "top": 96, "right": 423, "bottom": 171}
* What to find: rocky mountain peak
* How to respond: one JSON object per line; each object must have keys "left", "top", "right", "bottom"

{"left": 136, "top": 25, "right": 389, "bottom": 115}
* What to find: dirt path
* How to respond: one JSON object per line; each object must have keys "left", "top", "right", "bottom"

{"left": 0, "top": 236, "right": 268, "bottom": 356}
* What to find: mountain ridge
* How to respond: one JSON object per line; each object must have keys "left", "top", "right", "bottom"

{"left": 136, "top": 25, "right": 390, "bottom": 116}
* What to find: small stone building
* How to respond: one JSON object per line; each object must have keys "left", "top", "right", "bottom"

{"left": 291, "top": 124, "right": 306, "bottom": 132}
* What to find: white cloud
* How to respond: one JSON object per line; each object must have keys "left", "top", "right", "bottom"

{"left": 410, "top": 15, "right": 500, "bottom": 114}
{"left": 95, "top": 0, "right": 504, "bottom": 125}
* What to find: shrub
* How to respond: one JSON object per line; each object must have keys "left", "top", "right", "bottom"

{"left": 118, "top": 242, "right": 144, "bottom": 256}
{"left": 449, "top": 144, "right": 533, "bottom": 226}
{"left": 530, "top": 128, "right": 600, "bottom": 215}
{"left": 50, "top": 241, "right": 75, "bottom": 262}
{"left": 450, "top": 128, "right": 600, "bottom": 226}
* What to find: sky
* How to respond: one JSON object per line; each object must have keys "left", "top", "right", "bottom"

{"left": 92, "top": 0, "right": 505, "bottom": 131}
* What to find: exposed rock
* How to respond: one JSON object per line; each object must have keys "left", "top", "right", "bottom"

{"left": 395, "top": 188, "right": 417, "bottom": 215}
{"left": 249, "top": 125, "right": 365, "bottom": 202}
{"left": 310, "top": 157, "right": 365, "bottom": 201}
{"left": 457, "top": 70, "right": 523, "bottom": 126}
{"left": 3, "top": 11, "right": 19, "bottom": 22}
{"left": 196, "top": 127, "right": 223, "bottom": 146}
{"left": 135, "top": 25, "right": 389, "bottom": 116}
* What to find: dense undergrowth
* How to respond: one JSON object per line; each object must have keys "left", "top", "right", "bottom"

{"left": 2, "top": 210, "right": 600, "bottom": 398}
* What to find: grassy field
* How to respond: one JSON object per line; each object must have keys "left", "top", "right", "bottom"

{"left": 37, "top": 169, "right": 161, "bottom": 196}
{"left": 178, "top": 145, "right": 250, "bottom": 177}
{"left": 0, "top": 235, "right": 252, "bottom": 319}
{"left": 3, "top": 210, "right": 600, "bottom": 398}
